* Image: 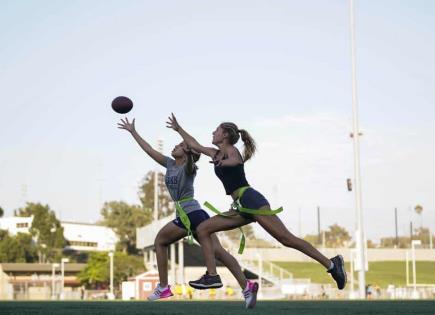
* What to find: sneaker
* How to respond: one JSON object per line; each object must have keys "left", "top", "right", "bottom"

{"left": 327, "top": 255, "right": 347, "bottom": 290}
{"left": 243, "top": 280, "right": 259, "bottom": 309}
{"left": 147, "top": 284, "right": 174, "bottom": 301}
{"left": 188, "top": 271, "right": 223, "bottom": 290}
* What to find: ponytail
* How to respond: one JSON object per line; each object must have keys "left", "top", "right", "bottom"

{"left": 239, "top": 129, "right": 256, "bottom": 161}
{"left": 220, "top": 122, "right": 257, "bottom": 162}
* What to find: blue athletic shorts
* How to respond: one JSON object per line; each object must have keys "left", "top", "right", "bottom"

{"left": 172, "top": 209, "right": 210, "bottom": 231}
{"left": 237, "top": 187, "right": 270, "bottom": 221}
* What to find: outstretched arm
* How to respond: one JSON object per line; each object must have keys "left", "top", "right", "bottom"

{"left": 166, "top": 113, "right": 217, "bottom": 158}
{"left": 182, "top": 143, "right": 201, "bottom": 175}
{"left": 118, "top": 118, "right": 166, "bottom": 167}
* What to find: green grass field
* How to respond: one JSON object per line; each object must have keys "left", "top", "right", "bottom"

{"left": 0, "top": 301, "right": 435, "bottom": 315}
{"left": 273, "top": 261, "right": 435, "bottom": 288}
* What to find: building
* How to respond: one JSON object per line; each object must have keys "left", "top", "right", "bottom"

{"left": 0, "top": 216, "right": 118, "bottom": 252}
{"left": 0, "top": 218, "right": 118, "bottom": 300}
{"left": 121, "top": 270, "right": 159, "bottom": 300}
{"left": 0, "top": 263, "right": 86, "bottom": 300}
{"left": 62, "top": 221, "right": 117, "bottom": 252}
{"left": 0, "top": 216, "right": 33, "bottom": 235}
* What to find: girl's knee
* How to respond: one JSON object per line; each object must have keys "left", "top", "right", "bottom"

{"left": 154, "top": 234, "right": 167, "bottom": 247}
{"left": 196, "top": 224, "right": 211, "bottom": 238}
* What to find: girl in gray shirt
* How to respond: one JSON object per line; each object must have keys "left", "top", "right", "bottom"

{"left": 118, "top": 118, "right": 255, "bottom": 307}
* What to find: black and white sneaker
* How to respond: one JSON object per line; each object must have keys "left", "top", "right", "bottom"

{"left": 327, "top": 255, "right": 347, "bottom": 290}
{"left": 188, "top": 271, "right": 223, "bottom": 290}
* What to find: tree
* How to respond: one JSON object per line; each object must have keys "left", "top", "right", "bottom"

{"left": 139, "top": 171, "right": 174, "bottom": 219}
{"left": 0, "top": 206, "right": 4, "bottom": 218}
{"left": 17, "top": 202, "right": 65, "bottom": 262}
{"left": 380, "top": 228, "right": 434, "bottom": 248}
{"left": 0, "top": 230, "right": 38, "bottom": 263}
{"left": 380, "top": 236, "right": 411, "bottom": 248}
{"left": 100, "top": 201, "right": 152, "bottom": 254}
{"left": 77, "top": 252, "right": 108, "bottom": 288}
{"left": 78, "top": 251, "right": 145, "bottom": 290}
{"left": 304, "top": 224, "right": 351, "bottom": 248}
{"left": 414, "top": 227, "right": 434, "bottom": 246}
{"left": 366, "top": 239, "right": 377, "bottom": 248}
{"left": 325, "top": 224, "right": 351, "bottom": 247}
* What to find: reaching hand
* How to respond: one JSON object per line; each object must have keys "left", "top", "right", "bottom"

{"left": 117, "top": 117, "right": 136, "bottom": 133}
{"left": 166, "top": 113, "right": 181, "bottom": 132}
{"left": 211, "top": 155, "right": 224, "bottom": 166}
{"left": 214, "top": 157, "right": 224, "bottom": 166}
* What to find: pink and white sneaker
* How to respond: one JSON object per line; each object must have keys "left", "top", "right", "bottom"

{"left": 242, "top": 280, "right": 259, "bottom": 309}
{"left": 147, "top": 284, "right": 174, "bottom": 301}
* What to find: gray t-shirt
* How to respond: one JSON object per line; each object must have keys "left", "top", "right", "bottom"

{"left": 164, "top": 156, "right": 202, "bottom": 215}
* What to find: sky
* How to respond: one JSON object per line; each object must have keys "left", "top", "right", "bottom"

{"left": 0, "top": 0, "right": 434, "bottom": 243}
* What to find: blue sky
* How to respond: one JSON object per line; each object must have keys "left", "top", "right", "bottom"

{"left": 1, "top": 0, "right": 434, "bottom": 242}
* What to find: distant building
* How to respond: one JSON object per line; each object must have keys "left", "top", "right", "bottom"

{"left": 0, "top": 217, "right": 118, "bottom": 252}
{"left": 0, "top": 263, "right": 86, "bottom": 300}
{"left": 62, "top": 221, "right": 117, "bottom": 252}
{"left": 0, "top": 216, "right": 33, "bottom": 235}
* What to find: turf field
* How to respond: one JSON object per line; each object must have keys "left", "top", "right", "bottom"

{"left": 0, "top": 301, "right": 434, "bottom": 315}
{"left": 273, "top": 261, "right": 435, "bottom": 288}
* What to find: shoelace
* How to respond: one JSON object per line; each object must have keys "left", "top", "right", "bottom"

{"left": 193, "top": 273, "right": 216, "bottom": 284}
{"left": 199, "top": 274, "right": 208, "bottom": 282}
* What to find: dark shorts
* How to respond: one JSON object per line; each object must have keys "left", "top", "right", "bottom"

{"left": 237, "top": 187, "right": 270, "bottom": 221}
{"left": 172, "top": 209, "right": 210, "bottom": 231}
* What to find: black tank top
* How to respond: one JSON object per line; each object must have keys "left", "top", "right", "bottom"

{"left": 213, "top": 150, "right": 249, "bottom": 195}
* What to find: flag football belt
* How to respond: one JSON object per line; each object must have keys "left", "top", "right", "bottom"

{"left": 175, "top": 197, "right": 195, "bottom": 245}
{"left": 204, "top": 186, "right": 283, "bottom": 254}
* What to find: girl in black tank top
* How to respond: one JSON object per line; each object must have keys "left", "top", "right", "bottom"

{"left": 118, "top": 117, "right": 252, "bottom": 303}
{"left": 213, "top": 150, "right": 249, "bottom": 195}
{"left": 167, "top": 114, "right": 347, "bottom": 293}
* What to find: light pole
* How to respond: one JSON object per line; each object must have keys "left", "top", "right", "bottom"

{"left": 349, "top": 0, "right": 366, "bottom": 298}
{"left": 349, "top": 249, "right": 356, "bottom": 299}
{"left": 108, "top": 252, "right": 115, "bottom": 300}
{"left": 51, "top": 263, "right": 59, "bottom": 300}
{"left": 41, "top": 243, "right": 47, "bottom": 263}
{"left": 411, "top": 240, "right": 421, "bottom": 298}
{"left": 60, "top": 258, "right": 69, "bottom": 300}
